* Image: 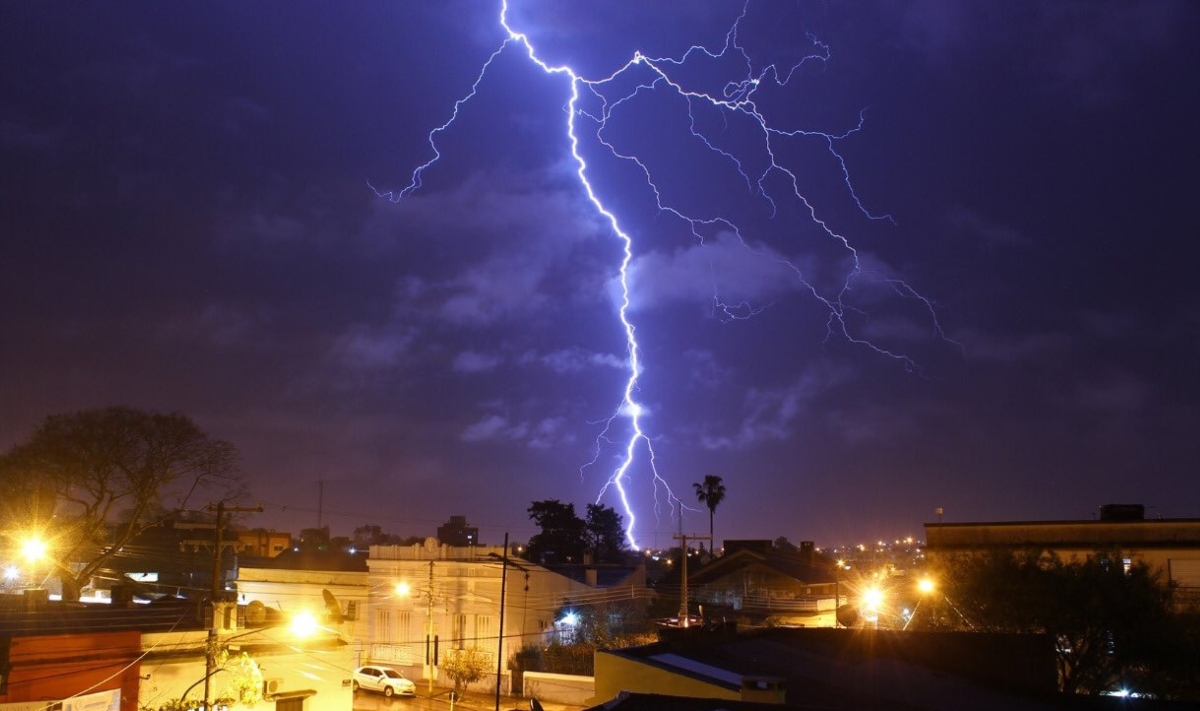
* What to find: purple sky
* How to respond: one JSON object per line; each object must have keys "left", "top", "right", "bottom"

{"left": 3, "top": 1, "right": 1198, "bottom": 550}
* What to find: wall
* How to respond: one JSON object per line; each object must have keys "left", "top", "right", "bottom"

{"left": 0, "top": 631, "right": 140, "bottom": 708}
{"left": 523, "top": 671, "right": 595, "bottom": 706}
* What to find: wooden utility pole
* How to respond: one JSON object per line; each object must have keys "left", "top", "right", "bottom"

{"left": 204, "top": 501, "right": 262, "bottom": 711}
{"left": 673, "top": 533, "right": 710, "bottom": 627}
{"left": 425, "top": 559, "right": 435, "bottom": 693}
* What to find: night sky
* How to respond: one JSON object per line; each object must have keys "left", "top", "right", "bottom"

{"left": 3, "top": 1, "right": 1198, "bottom": 550}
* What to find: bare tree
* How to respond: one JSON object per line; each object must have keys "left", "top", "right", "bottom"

{"left": 0, "top": 406, "right": 242, "bottom": 600}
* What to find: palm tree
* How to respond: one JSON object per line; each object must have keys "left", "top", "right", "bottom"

{"left": 692, "top": 474, "right": 727, "bottom": 550}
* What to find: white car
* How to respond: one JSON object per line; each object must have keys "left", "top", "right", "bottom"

{"left": 352, "top": 665, "right": 417, "bottom": 697}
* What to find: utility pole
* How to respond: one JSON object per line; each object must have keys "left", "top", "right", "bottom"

{"left": 673, "top": 533, "right": 710, "bottom": 627}
{"left": 204, "top": 502, "right": 262, "bottom": 711}
{"left": 494, "top": 532, "right": 508, "bottom": 711}
{"left": 425, "top": 559, "right": 435, "bottom": 694}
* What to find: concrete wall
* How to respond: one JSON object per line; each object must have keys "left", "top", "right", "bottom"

{"left": 523, "top": 671, "right": 595, "bottom": 706}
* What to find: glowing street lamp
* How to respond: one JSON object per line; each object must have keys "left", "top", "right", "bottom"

{"left": 903, "top": 577, "right": 937, "bottom": 631}
{"left": 20, "top": 536, "right": 48, "bottom": 563}
{"left": 861, "top": 586, "right": 885, "bottom": 628}
{"left": 289, "top": 610, "right": 320, "bottom": 638}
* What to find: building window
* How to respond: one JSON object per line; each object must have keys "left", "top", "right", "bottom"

{"left": 398, "top": 611, "right": 412, "bottom": 643}
{"left": 377, "top": 610, "right": 392, "bottom": 643}
{"left": 453, "top": 614, "right": 468, "bottom": 647}
{"left": 476, "top": 615, "right": 492, "bottom": 644}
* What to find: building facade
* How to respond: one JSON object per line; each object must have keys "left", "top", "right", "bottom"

{"left": 924, "top": 507, "right": 1200, "bottom": 605}
{"left": 365, "top": 539, "right": 602, "bottom": 693}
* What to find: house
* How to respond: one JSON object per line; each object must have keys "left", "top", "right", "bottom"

{"left": 593, "top": 626, "right": 1060, "bottom": 711}
{"left": 236, "top": 529, "right": 293, "bottom": 558}
{"left": 924, "top": 505, "right": 1200, "bottom": 605}
{"left": 687, "top": 541, "right": 837, "bottom": 627}
{"left": 365, "top": 538, "right": 617, "bottom": 694}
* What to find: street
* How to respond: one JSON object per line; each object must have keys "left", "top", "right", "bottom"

{"left": 353, "top": 689, "right": 576, "bottom": 711}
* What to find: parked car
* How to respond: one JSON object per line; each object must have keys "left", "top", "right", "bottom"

{"left": 352, "top": 665, "right": 417, "bottom": 697}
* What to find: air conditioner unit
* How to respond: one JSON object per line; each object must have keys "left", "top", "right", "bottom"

{"left": 263, "top": 678, "right": 284, "bottom": 698}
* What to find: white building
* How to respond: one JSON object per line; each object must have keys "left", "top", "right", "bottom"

{"left": 366, "top": 538, "right": 603, "bottom": 693}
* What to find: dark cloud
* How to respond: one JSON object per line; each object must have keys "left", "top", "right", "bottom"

{"left": 3, "top": 1, "right": 1199, "bottom": 546}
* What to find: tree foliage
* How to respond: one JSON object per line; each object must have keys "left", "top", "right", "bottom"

{"left": 692, "top": 474, "right": 726, "bottom": 546}
{"left": 442, "top": 646, "right": 490, "bottom": 693}
{"left": 526, "top": 499, "right": 586, "bottom": 563}
{"left": 525, "top": 500, "right": 626, "bottom": 564}
{"left": 585, "top": 503, "right": 626, "bottom": 563}
{"left": 0, "top": 406, "right": 241, "bottom": 600}
{"left": 920, "top": 548, "right": 1200, "bottom": 699}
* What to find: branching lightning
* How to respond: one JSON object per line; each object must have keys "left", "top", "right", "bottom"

{"left": 378, "top": 1, "right": 957, "bottom": 549}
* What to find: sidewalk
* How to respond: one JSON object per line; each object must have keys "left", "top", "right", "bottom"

{"left": 417, "top": 688, "right": 587, "bottom": 711}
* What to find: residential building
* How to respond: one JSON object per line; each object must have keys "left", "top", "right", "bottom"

{"left": 437, "top": 515, "right": 480, "bottom": 547}
{"left": 237, "top": 529, "right": 293, "bottom": 558}
{"left": 365, "top": 538, "right": 615, "bottom": 694}
{"left": 687, "top": 540, "right": 838, "bottom": 627}
{"left": 924, "top": 505, "right": 1200, "bottom": 605}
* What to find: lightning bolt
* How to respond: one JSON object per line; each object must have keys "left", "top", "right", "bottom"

{"left": 376, "top": 1, "right": 957, "bottom": 550}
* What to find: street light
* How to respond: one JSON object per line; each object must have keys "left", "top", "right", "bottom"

{"left": 20, "top": 536, "right": 48, "bottom": 563}
{"left": 904, "top": 577, "right": 936, "bottom": 631}
{"left": 862, "top": 586, "right": 884, "bottom": 628}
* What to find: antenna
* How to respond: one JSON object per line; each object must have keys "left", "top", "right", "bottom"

{"left": 317, "top": 479, "right": 324, "bottom": 529}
